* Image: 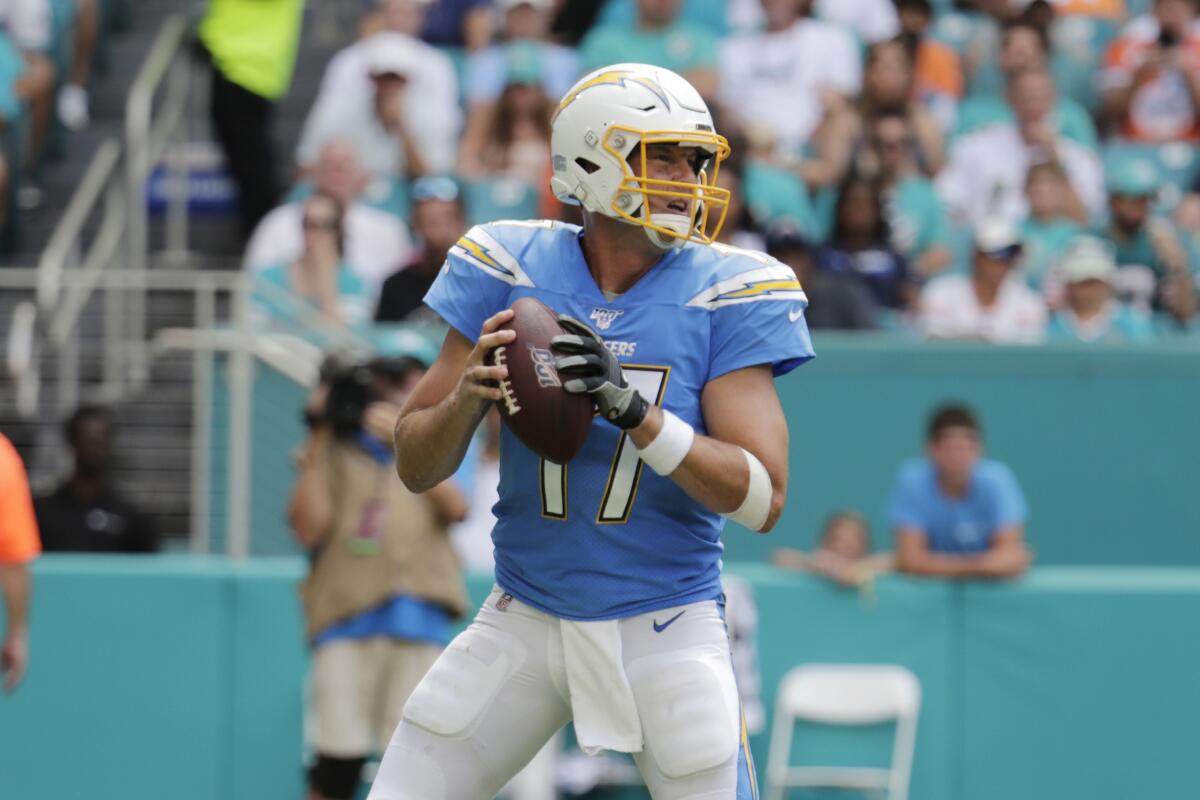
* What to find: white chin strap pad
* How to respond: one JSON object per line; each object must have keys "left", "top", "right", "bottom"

{"left": 644, "top": 211, "right": 692, "bottom": 249}
{"left": 725, "top": 448, "right": 773, "bottom": 532}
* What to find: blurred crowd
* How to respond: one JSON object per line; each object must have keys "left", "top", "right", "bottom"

{"left": 236, "top": 0, "right": 1200, "bottom": 348}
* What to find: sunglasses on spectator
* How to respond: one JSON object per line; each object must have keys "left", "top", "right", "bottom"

{"left": 303, "top": 217, "right": 339, "bottom": 231}
{"left": 411, "top": 176, "right": 461, "bottom": 203}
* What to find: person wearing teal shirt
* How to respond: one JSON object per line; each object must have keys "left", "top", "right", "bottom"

{"left": 1019, "top": 161, "right": 1085, "bottom": 289}
{"left": 578, "top": 0, "right": 719, "bottom": 98}
{"left": 252, "top": 193, "right": 372, "bottom": 334}
{"left": 1047, "top": 236, "right": 1156, "bottom": 343}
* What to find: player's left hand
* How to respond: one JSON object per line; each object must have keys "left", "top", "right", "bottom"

{"left": 551, "top": 315, "right": 649, "bottom": 430}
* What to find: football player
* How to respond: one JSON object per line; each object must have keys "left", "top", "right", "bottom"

{"left": 369, "top": 63, "right": 814, "bottom": 799}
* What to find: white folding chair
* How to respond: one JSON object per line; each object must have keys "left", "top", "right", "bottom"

{"left": 764, "top": 664, "right": 921, "bottom": 800}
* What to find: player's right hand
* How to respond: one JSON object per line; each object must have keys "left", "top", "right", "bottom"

{"left": 455, "top": 308, "right": 516, "bottom": 410}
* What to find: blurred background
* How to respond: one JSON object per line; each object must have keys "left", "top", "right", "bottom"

{"left": 0, "top": 0, "right": 1198, "bottom": 798}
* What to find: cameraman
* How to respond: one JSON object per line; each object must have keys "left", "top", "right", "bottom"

{"left": 288, "top": 341, "right": 470, "bottom": 800}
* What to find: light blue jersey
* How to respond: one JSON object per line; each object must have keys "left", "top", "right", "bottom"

{"left": 425, "top": 220, "right": 815, "bottom": 620}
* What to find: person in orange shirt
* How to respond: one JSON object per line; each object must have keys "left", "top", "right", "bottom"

{"left": 0, "top": 432, "right": 40, "bottom": 694}
{"left": 896, "top": 0, "right": 965, "bottom": 131}
{"left": 1101, "top": 0, "right": 1200, "bottom": 142}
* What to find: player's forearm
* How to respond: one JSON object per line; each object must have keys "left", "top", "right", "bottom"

{"left": 395, "top": 393, "right": 485, "bottom": 493}
{"left": 628, "top": 406, "right": 784, "bottom": 531}
{"left": 0, "top": 564, "right": 30, "bottom": 633}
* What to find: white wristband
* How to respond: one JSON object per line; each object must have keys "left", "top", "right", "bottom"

{"left": 636, "top": 410, "right": 694, "bottom": 476}
{"left": 726, "top": 448, "right": 773, "bottom": 532}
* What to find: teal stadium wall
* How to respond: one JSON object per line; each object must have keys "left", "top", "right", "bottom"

{"left": 206, "top": 336, "right": 1200, "bottom": 564}
{"left": 2, "top": 557, "right": 1198, "bottom": 799}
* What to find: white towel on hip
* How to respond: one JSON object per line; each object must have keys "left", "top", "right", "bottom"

{"left": 559, "top": 619, "right": 643, "bottom": 755}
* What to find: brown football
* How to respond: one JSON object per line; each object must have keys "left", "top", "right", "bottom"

{"left": 489, "top": 297, "right": 595, "bottom": 464}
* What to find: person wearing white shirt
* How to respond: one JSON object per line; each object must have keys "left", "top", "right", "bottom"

{"left": 936, "top": 66, "right": 1104, "bottom": 230}
{"left": 245, "top": 140, "right": 413, "bottom": 299}
{"left": 297, "top": 17, "right": 460, "bottom": 177}
{"left": 718, "top": 0, "right": 862, "bottom": 160}
{"left": 813, "top": 0, "right": 900, "bottom": 44}
{"left": 918, "top": 218, "right": 1048, "bottom": 344}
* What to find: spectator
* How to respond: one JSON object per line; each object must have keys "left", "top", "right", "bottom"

{"left": 768, "top": 225, "right": 880, "bottom": 329}
{"left": 772, "top": 510, "right": 894, "bottom": 587}
{"left": 955, "top": 0, "right": 1021, "bottom": 99}
{"left": 254, "top": 192, "right": 373, "bottom": 330}
{"left": 813, "top": 0, "right": 900, "bottom": 43}
{"left": 896, "top": 0, "right": 964, "bottom": 131}
{"left": 302, "top": 2, "right": 460, "bottom": 178}
{"left": 288, "top": 348, "right": 469, "bottom": 800}
{"left": 937, "top": 66, "right": 1104, "bottom": 228}
{"left": 718, "top": 0, "right": 860, "bottom": 168}
{"left": 889, "top": 404, "right": 1032, "bottom": 579}
{"left": 0, "top": 433, "right": 39, "bottom": 694}
{"left": 459, "top": 0, "right": 578, "bottom": 177}
{"left": 954, "top": 18, "right": 1099, "bottom": 149}
{"left": 35, "top": 406, "right": 158, "bottom": 554}
{"left": 1099, "top": 155, "right": 1196, "bottom": 325}
{"left": 421, "top": 0, "right": 494, "bottom": 51}
{"left": 918, "top": 218, "right": 1048, "bottom": 343}
{"left": 375, "top": 176, "right": 469, "bottom": 324}
{"left": 818, "top": 175, "right": 914, "bottom": 310}
{"left": 198, "top": 0, "right": 305, "bottom": 237}
{"left": 58, "top": 0, "right": 99, "bottom": 130}
{"left": 580, "top": 0, "right": 720, "bottom": 99}
{"left": 861, "top": 109, "right": 954, "bottom": 278}
{"left": 296, "top": 32, "right": 448, "bottom": 180}
{"left": 244, "top": 140, "right": 414, "bottom": 298}
{"left": 463, "top": 77, "right": 555, "bottom": 199}
{"left": 1047, "top": 236, "right": 1156, "bottom": 342}
{"left": 0, "top": 0, "right": 55, "bottom": 208}
{"left": 1019, "top": 161, "right": 1085, "bottom": 290}
{"left": 1100, "top": 0, "right": 1200, "bottom": 144}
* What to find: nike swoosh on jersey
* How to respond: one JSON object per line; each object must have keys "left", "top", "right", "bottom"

{"left": 652, "top": 610, "right": 686, "bottom": 633}
{"left": 789, "top": 307, "right": 804, "bottom": 323}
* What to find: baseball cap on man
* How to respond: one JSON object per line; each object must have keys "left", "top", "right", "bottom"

{"left": 366, "top": 33, "right": 423, "bottom": 77}
{"left": 1105, "top": 155, "right": 1158, "bottom": 197}
{"left": 1057, "top": 236, "right": 1117, "bottom": 284}
{"left": 974, "top": 218, "right": 1023, "bottom": 260}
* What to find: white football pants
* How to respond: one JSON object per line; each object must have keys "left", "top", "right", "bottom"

{"left": 368, "top": 586, "right": 758, "bottom": 800}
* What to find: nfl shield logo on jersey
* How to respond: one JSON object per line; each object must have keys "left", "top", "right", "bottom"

{"left": 589, "top": 307, "right": 623, "bottom": 331}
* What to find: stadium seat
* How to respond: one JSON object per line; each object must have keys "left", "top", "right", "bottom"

{"left": 765, "top": 664, "right": 921, "bottom": 800}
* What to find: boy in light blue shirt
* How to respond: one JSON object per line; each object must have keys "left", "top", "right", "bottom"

{"left": 888, "top": 404, "right": 1032, "bottom": 577}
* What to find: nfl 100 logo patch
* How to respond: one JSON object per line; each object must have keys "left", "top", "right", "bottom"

{"left": 589, "top": 307, "right": 623, "bottom": 331}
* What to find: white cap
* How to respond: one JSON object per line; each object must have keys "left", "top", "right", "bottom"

{"left": 366, "top": 32, "right": 423, "bottom": 77}
{"left": 973, "top": 217, "right": 1023, "bottom": 257}
{"left": 1058, "top": 236, "right": 1117, "bottom": 284}
{"left": 497, "top": 0, "right": 553, "bottom": 9}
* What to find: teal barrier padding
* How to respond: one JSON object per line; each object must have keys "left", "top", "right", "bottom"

{"left": 960, "top": 569, "right": 1200, "bottom": 800}
{"left": 725, "top": 336, "right": 1200, "bottom": 567}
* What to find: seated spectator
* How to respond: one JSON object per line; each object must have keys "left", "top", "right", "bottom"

{"left": 35, "top": 406, "right": 159, "bottom": 553}
{"left": 296, "top": 31, "right": 457, "bottom": 179}
{"left": 0, "top": 0, "right": 55, "bottom": 207}
{"left": 458, "top": 0, "right": 578, "bottom": 177}
{"left": 772, "top": 510, "right": 894, "bottom": 587}
{"left": 580, "top": 0, "right": 719, "bottom": 99}
{"left": 954, "top": 18, "right": 1099, "bottom": 149}
{"left": 860, "top": 110, "right": 954, "bottom": 278}
{"left": 817, "top": 175, "right": 914, "bottom": 310}
{"left": 1100, "top": 0, "right": 1200, "bottom": 144}
{"left": 718, "top": 0, "right": 860, "bottom": 164}
{"left": 245, "top": 140, "right": 414, "bottom": 299}
{"left": 254, "top": 192, "right": 373, "bottom": 330}
{"left": 937, "top": 66, "right": 1104, "bottom": 228}
{"left": 896, "top": 0, "right": 964, "bottom": 131}
{"left": 951, "top": 0, "right": 1020, "bottom": 99}
{"left": 463, "top": 77, "right": 554, "bottom": 205}
{"left": 889, "top": 404, "right": 1032, "bottom": 579}
{"left": 1019, "top": 161, "right": 1085, "bottom": 290}
{"left": 768, "top": 225, "right": 879, "bottom": 330}
{"left": 375, "top": 176, "right": 469, "bottom": 324}
{"left": 1098, "top": 156, "right": 1196, "bottom": 325}
{"left": 918, "top": 218, "right": 1048, "bottom": 343}
{"left": 1047, "top": 236, "right": 1156, "bottom": 342}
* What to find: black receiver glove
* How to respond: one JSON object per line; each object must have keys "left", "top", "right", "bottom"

{"left": 550, "top": 314, "right": 650, "bottom": 430}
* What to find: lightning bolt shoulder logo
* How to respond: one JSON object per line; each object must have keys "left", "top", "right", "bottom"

{"left": 687, "top": 266, "right": 807, "bottom": 311}
{"left": 450, "top": 225, "right": 535, "bottom": 287}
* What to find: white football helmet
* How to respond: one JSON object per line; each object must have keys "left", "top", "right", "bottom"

{"left": 549, "top": 63, "right": 731, "bottom": 249}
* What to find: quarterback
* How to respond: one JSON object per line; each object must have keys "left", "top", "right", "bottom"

{"left": 369, "top": 63, "right": 814, "bottom": 799}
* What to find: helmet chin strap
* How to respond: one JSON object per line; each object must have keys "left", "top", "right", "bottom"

{"left": 637, "top": 201, "right": 691, "bottom": 250}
